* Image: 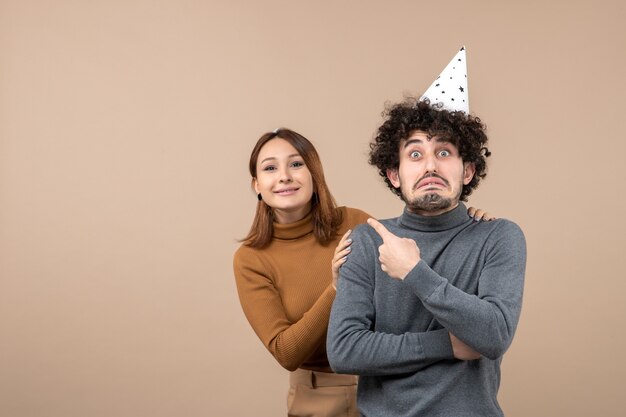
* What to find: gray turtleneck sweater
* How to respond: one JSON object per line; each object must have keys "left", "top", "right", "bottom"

{"left": 327, "top": 203, "right": 526, "bottom": 417}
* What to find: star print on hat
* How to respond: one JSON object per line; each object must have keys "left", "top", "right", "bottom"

{"left": 419, "top": 46, "right": 469, "bottom": 113}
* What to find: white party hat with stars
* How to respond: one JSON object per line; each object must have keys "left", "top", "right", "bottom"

{"left": 419, "top": 46, "right": 469, "bottom": 113}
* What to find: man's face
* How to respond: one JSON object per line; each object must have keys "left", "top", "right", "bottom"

{"left": 386, "top": 130, "right": 475, "bottom": 216}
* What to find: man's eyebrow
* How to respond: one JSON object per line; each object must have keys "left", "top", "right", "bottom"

{"left": 403, "top": 137, "right": 449, "bottom": 149}
{"left": 402, "top": 139, "right": 423, "bottom": 149}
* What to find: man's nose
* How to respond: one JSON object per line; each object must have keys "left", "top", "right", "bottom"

{"left": 424, "top": 154, "right": 437, "bottom": 172}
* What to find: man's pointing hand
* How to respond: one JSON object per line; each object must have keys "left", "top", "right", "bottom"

{"left": 367, "top": 218, "right": 421, "bottom": 280}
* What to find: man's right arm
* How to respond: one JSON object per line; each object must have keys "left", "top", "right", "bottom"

{"left": 326, "top": 226, "right": 456, "bottom": 376}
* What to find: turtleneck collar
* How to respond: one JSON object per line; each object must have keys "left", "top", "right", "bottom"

{"left": 399, "top": 202, "right": 470, "bottom": 232}
{"left": 273, "top": 211, "right": 314, "bottom": 240}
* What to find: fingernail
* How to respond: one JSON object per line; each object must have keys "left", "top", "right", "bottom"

{"left": 346, "top": 239, "right": 352, "bottom": 244}
{"left": 346, "top": 247, "right": 351, "bottom": 252}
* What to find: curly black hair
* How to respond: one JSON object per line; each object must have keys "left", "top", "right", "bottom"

{"left": 369, "top": 98, "right": 491, "bottom": 201}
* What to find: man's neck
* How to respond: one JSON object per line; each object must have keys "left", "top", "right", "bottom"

{"left": 406, "top": 202, "right": 460, "bottom": 217}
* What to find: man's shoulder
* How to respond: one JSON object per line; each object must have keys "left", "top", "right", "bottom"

{"left": 484, "top": 218, "right": 524, "bottom": 235}
{"left": 475, "top": 218, "right": 526, "bottom": 248}
{"left": 351, "top": 216, "right": 401, "bottom": 240}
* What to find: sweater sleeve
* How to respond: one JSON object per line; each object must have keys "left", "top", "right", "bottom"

{"left": 327, "top": 226, "right": 454, "bottom": 376}
{"left": 233, "top": 247, "right": 335, "bottom": 371}
{"left": 403, "top": 220, "right": 527, "bottom": 360}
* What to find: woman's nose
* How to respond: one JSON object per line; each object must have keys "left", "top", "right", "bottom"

{"left": 279, "top": 168, "right": 293, "bottom": 183}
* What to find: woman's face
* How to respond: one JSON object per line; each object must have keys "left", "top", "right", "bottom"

{"left": 254, "top": 138, "right": 314, "bottom": 224}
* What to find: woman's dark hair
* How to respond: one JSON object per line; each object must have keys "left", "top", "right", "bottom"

{"left": 369, "top": 99, "right": 491, "bottom": 201}
{"left": 242, "top": 128, "right": 343, "bottom": 248}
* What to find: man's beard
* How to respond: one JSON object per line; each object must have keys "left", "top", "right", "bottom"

{"left": 403, "top": 174, "right": 462, "bottom": 213}
{"left": 406, "top": 192, "right": 456, "bottom": 212}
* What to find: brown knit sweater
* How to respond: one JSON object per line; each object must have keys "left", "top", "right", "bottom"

{"left": 233, "top": 206, "right": 370, "bottom": 372}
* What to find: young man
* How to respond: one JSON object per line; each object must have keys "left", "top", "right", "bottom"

{"left": 327, "top": 49, "right": 526, "bottom": 417}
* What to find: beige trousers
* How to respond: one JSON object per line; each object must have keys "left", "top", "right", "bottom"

{"left": 287, "top": 368, "right": 358, "bottom": 417}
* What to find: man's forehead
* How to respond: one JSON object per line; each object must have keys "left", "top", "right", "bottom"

{"left": 401, "top": 131, "right": 455, "bottom": 148}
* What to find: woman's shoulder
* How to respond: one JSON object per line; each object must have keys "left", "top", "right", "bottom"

{"left": 233, "top": 242, "right": 272, "bottom": 277}
{"left": 338, "top": 206, "right": 372, "bottom": 228}
{"left": 233, "top": 242, "right": 260, "bottom": 264}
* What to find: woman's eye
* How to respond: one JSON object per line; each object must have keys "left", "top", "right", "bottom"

{"left": 291, "top": 161, "right": 304, "bottom": 168}
{"left": 263, "top": 165, "right": 276, "bottom": 172}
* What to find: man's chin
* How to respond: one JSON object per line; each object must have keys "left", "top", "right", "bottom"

{"left": 405, "top": 194, "right": 454, "bottom": 213}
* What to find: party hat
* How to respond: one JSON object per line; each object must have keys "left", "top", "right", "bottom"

{"left": 419, "top": 46, "right": 469, "bottom": 113}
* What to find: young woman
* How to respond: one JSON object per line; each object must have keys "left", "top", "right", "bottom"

{"left": 233, "top": 128, "right": 490, "bottom": 417}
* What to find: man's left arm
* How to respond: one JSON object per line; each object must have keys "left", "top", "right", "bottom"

{"left": 369, "top": 218, "right": 526, "bottom": 360}
{"left": 407, "top": 221, "right": 526, "bottom": 360}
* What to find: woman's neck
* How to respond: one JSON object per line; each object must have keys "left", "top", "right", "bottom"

{"left": 273, "top": 202, "right": 312, "bottom": 224}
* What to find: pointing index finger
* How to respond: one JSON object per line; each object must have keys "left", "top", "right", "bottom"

{"left": 367, "top": 218, "right": 393, "bottom": 241}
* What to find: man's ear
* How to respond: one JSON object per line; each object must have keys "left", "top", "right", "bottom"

{"left": 463, "top": 163, "right": 476, "bottom": 185}
{"left": 386, "top": 169, "right": 400, "bottom": 188}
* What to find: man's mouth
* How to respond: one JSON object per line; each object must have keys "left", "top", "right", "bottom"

{"left": 415, "top": 175, "right": 448, "bottom": 190}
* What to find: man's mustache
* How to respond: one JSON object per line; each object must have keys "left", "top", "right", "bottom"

{"left": 413, "top": 173, "right": 449, "bottom": 191}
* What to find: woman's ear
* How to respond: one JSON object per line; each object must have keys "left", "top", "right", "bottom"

{"left": 252, "top": 178, "right": 259, "bottom": 194}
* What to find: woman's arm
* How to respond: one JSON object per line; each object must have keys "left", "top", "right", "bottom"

{"left": 233, "top": 248, "right": 335, "bottom": 371}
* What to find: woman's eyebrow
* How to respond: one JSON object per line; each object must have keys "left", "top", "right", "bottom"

{"left": 260, "top": 154, "right": 301, "bottom": 164}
